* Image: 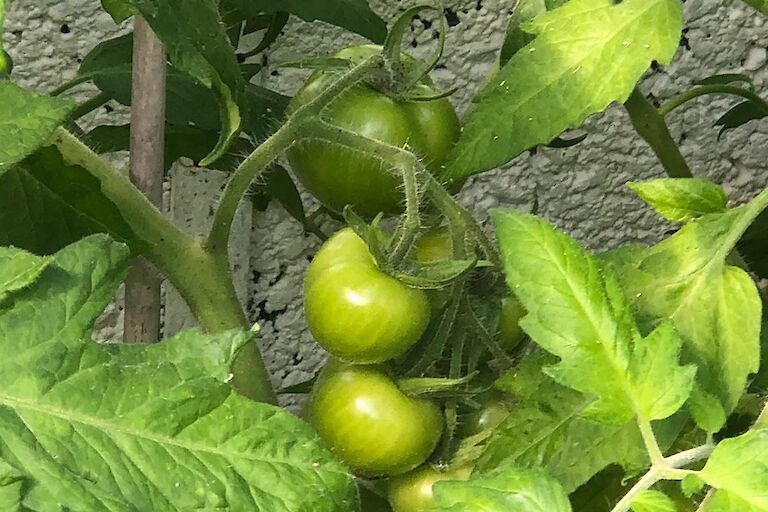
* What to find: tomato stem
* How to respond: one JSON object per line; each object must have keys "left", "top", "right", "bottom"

{"left": 208, "top": 54, "right": 384, "bottom": 256}
{"left": 50, "top": 128, "right": 277, "bottom": 403}
{"left": 623, "top": 87, "right": 692, "bottom": 178}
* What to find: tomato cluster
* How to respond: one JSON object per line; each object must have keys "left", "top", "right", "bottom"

{"left": 295, "top": 43, "right": 527, "bottom": 512}
{"left": 286, "top": 45, "right": 461, "bottom": 218}
{"left": 304, "top": 228, "right": 524, "bottom": 510}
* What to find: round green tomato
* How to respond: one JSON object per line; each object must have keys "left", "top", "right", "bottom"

{"left": 499, "top": 296, "right": 526, "bottom": 351}
{"left": 309, "top": 363, "right": 443, "bottom": 477}
{"left": 413, "top": 227, "right": 453, "bottom": 264}
{"left": 412, "top": 226, "right": 454, "bottom": 311}
{"left": 461, "top": 398, "right": 510, "bottom": 437}
{"left": 387, "top": 464, "right": 473, "bottom": 512}
{"left": 286, "top": 45, "right": 461, "bottom": 217}
{"left": 305, "top": 229, "right": 431, "bottom": 363}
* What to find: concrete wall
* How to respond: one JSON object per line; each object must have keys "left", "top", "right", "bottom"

{"left": 4, "top": 0, "right": 767, "bottom": 395}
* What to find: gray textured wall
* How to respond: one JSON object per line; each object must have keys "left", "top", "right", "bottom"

{"left": 4, "top": 1, "right": 767, "bottom": 395}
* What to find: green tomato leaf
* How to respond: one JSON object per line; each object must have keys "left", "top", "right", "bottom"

{"left": 0, "top": 459, "right": 24, "bottom": 511}
{"left": 491, "top": 209, "right": 695, "bottom": 424}
{"left": 500, "top": 0, "right": 568, "bottom": 66}
{"left": 0, "top": 236, "right": 358, "bottom": 511}
{"left": 220, "top": 0, "right": 387, "bottom": 43}
{"left": 99, "top": 0, "right": 137, "bottom": 22}
{"left": 714, "top": 100, "right": 768, "bottom": 139}
{"left": 0, "top": 146, "right": 139, "bottom": 255}
{"left": 447, "top": 0, "right": 682, "bottom": 179}
{"left": 631, "top": 490, "right": 677, "bottom": 512}
{"left": 479, "top": 352, "right": 679, "bottom": 493}
{"left": 0, "top": 248, "right": 51, "bottom": 303}
{"left": 111, "top": 1, "right": 247, "bottom": 165}
{"left": 430, "top": 466, "right": 572, "bottom": 512}
{"left": 0, "top": 83, "right": 73, "bottom": 173}
{"left": 77, "top": 34, "right": 288, "bottom": 143}
{"left": 606, "top": 188, "right": 768, "bottom": 432}
{"left": 740, "top": 0, "right": 768, "bottom": 14}
{"left": 698, "top": 428, "right": 768, "bottom": 511}
{"left": 628, "top": 179, "right": 729, "bottom": 223}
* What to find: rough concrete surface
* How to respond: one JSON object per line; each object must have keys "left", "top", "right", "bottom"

{"left": 4, "top": 1, "right": 767, "bottom": 397}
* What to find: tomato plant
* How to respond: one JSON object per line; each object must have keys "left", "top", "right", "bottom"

{"left": 2, "top": 1, "right": 768, "bottom": 511}
{"left": 304, "top": 228, "right": 431, "bottom": 363}
{"left": 307, "top": 362, "right": 443, "bottom": 477}
{"left": 286, "top": 44, "right": 460, "bottom": 218}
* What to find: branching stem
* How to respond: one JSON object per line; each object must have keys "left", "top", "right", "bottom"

{"left": 207, "top": 54, "right": 384, "bottom": 255}
{"left": 610, "top": 444, "right": 715, "bottom": 512}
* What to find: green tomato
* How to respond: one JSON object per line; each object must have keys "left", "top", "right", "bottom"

{"left": 305, "top": 228, "right": 431, "bottom": 363}
{"left": 412, "top": 226, "right": 454, "bottom": 312}
{"left": 413, "top": 226, "right": 453, "bottom": 264}
{"left": 460, "top": 396, "right": 510, "bottom": 437}
{"left": 309, "top": 363, "right": 443, "bottom": 477}
{"left": 499, "top": 296, "right": 526, "bottom": 351}
{"left": 286, "top": 45, "right": 461, "bottom": 217}
{"left": 387, "top": 464, "right": 473, "bottom": 512}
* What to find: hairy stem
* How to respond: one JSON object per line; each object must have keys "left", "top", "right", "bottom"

{"left": 50, "top": 128, "right": 276, "bottom": 403}
{"left": 658, "top": 84, "right": 768, "bottom": 118}
{"left": 624, "top": 87, "right": 692, "bottom": 178}
{"left": 207, "top": 54, "right": 384, "bottom": 254}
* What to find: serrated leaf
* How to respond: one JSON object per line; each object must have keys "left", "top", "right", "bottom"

{"left": 740, "top": 0, "right": 768, "bottom": 15}
{"left": 221, "top": 0, "right": 387, "bottom": 43}
{"left": 479, "top": 352, "right": 662, "bottom": 493}
{"left": 447, "top": 0, "right": 683, "bottom": 179}
{"left": 631, "top": 490, "right": 677, "bottom": 512}
{"left": 714, "top": 100, "right": 768, "bottom": 139}
{"left": 499, "top": 0, "right": 568, "bottom": 65}
{"left": 0, "top": 146, "right": 139, "bottom": 255}
{"left": 78, "top": 33, "right": 287, "bottom": 143}
{"left": 0, "top": 247, "right": 51, "bottom": 303}
{"left": 100, "top": 0, "right": 137, "bottom": 22}
{"left": 698, "top": 428, "right": 768, "bottom": 511}
{"left": 628, "top": 179, "right": 728, "bottom": 223}
{"left": 0, "top": 236, "right": 358, "bottom": 511}
{"left": 491, "top": 209, "right": 695, "bottom": 424}
{"left": 430, "top": 466, "right": 572, "bottom": 512}
{"left": 112, "top": 1, "right": 246, "bottom": 165}
{"left": 0, "top": 82, "right": 73, "bottom": 172}
{"left": 606, "top": 188, "right": 768, "bottom": 431}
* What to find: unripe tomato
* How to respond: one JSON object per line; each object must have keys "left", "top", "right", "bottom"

{"left": 387, "top": 464, "right": 473, "bottom": 512}
{"left": 287, "top": 45, "right": 461, "bottom": 217}
{"left": 460, "top": 396, "right": 510, "bottom": 437}
{"left": 308, "top": 363, "right": 443, "bottom": 477}
{"left": 499, "top": 295, "right": 526, "bottom": 351}
{"left": 305, "top": 228, "right": 431, "bottom": 363}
